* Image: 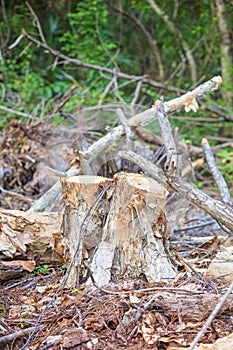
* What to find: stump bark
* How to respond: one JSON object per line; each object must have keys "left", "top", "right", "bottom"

{"left": 62, "top": 173, "right": 176, "bottom": 287}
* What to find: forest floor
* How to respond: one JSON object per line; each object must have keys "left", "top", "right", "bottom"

{"left": 0, "top": 119, "right": 232, "bottom": 349}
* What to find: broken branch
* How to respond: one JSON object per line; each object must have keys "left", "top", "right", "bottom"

{"left": 21, "top": 29, "right": 183, "bottom": 94}
{"left": 118, "top": 150, "right": 233, "bottom": 231}
{"left": 81, "top": 76, "right": 222, "bottom": 162}
{"left": 202, "top": 138, "right": 232, "bottom": 205}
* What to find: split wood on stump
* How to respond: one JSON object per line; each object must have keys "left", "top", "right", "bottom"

{"left": 61, "top": 173, "right": 176, "bottom": 288}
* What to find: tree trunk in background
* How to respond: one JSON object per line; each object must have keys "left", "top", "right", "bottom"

{"left": 215, "top": 0, "right": 233, "bottom": 104}
{"left": 146, "top": 0, "right": 197, "bottom": 83}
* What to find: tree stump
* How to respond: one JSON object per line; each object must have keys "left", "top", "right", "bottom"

{"left": 62, "top": 173, "right": 176, "bottom": 287}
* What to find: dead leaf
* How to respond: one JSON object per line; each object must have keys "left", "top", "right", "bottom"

{"left": 140, "top": 313, "right": 159, "bottom": 345}
{"left": 1, "top": 259, "right": 35, "bottom": 272}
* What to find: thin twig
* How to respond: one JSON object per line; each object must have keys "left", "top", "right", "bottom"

{"left": 157, "top": 97, "right": 178, "bottom": 175}
{"left": 202, "top": 138, "right": 232, "bottom": 205}
{"left": 113, "top": 70, "right": 126, "bottom": 104}
{"left": 174, "top": 220, "right": 216, "bottom": 233}
{"left": 127, "top": 295, "right": 157, "bottom": 341}
{"left": 0, "top": 326, "right": 43, "bottom": 347}
{"left": 32, "top": 84, "right": 78, "bottom": 127}
{"left": 130, "top": 80, "right": 143, "bottom": 109}
{"left": 0, "top": 105, "right": 32, "bottom": 118}
{"left": 0, "top": 186, "right": 32, "bottom": 203}
{"left": 97, "top": 76, "right": 115, "bottom": 106}
{"left": 8, "top": 34, "right": 24, "bottom": 49}
{"left": 116, "top": 108, "right": 135, "bottom": 172}
{"left": 21, "top": 29, "right": 185, "bottom": 95}
{"left": 99, "top": 285, "right": 204, "bottom": 295}
{"left": 26, "top": 1, "right": 46, "bottom": 44}
{"left": 189, "top": 280, "right": 233, "bottom": 350}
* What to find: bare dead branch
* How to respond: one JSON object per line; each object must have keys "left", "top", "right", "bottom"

{"left": 164, "top": 76, "right": 222, "bottom": 114}
{"left": 26, "top": 1, "right": 46, "bottom": 44}
{"left": 8, "top": 34, "right": 24, "bottom": 49}
{"left": 202, "top": 138, "right": 232, "bottom": 205}
{"left": 0, "top": 105, "right": 32, "bottom": 118}
{"left": 156, "top": 98, "right": 178, "bottom": 175}
{"left": 130, "top": 80, "right": 143, "bottom": 109}
{"left": 21, "top": 29, "right": 184, "bottom": 95}
{"left": 0, "top": 326, "right": 43, "bottom": 347}
{"left": 97, "top": 76, "right": 115, "bottom": 106}
{"left": 116, "top": 108, "right": 135, "bottom": 172}
{"left": 116, "top": 108, "right": 135, "bottom": 148}
{"left": 28, "top": 167, "right": 80, "bottom": 212}
{"left": 81, "top": 76, "right": 222, "bottom": 162}
{"left": 118, "top": 150, "right": 233, "bottom": 231}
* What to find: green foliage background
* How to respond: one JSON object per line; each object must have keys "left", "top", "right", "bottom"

{"left": 1, "top": 1, "right": 232, "bottom": 106}
{"left": 0, "top": 0, "right": 232, "bottom": 162}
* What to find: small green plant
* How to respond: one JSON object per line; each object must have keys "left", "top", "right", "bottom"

{"left": 35, "top": 264, "right": 52, "bottom": 275}
{"left": 71, "top": 288, "right": 82, "bottom": 294}
{"left": 58, "top": 264, "right": 66, "bottom": 271}
{"left": 191, "top": 181, "right": 203, "bottom": 189}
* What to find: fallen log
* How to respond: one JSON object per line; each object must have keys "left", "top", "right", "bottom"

{"left": 0, "top": 209, "right": 64, "bottom": 264}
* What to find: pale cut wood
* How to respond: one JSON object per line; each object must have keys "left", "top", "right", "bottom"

{"left": 80, "top": 76, "right": 222, "bottom": 162}
{"left": 91, "top": 173, "right": 176, "bottom": 286}
{"left": 61, "top": 175, "right": 113, "bottom": 287}
{"left": 119, "top": 151, "right": 233, "bottom": 231}
{"left": 62, "top": 174, "right": 176, "bottom": 288}
{"left": 0, "top": 210, "right": 64, "bottom": 271}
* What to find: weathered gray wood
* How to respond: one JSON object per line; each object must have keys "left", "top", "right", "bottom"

{"left": 61, "top": 175, "right": 113, "bottom": 287}
{"left": 202, "top": 138, "right": 232, "bottom": 205}
{"left": 0, "top": 209, "right": 64, "bottom": 280}
{"left": 62, "top": 174, "right": 176, "bottom": 288}
{"left": 118, "top": 151, "right": 233, "bottom": 231}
